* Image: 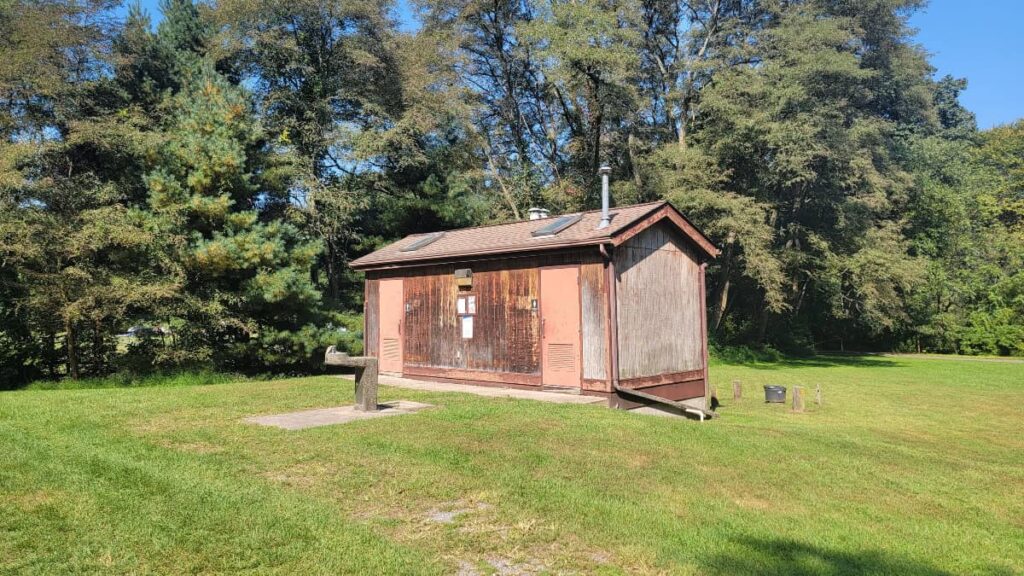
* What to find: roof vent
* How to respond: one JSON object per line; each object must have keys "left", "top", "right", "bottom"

{"left": 400, "top": 231, "right": 445, "bottom": 252}
{"left": 597, "top": 165, "right": 611, "bottom": 229}
{"left": 528, "top": 207, "right": 550, "bottom": 220}
{"left": 532, "top": 213, "right": 582, "bottom": 237}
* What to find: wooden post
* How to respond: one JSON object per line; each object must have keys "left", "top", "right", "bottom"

{"left": 732, "top": 379, "right": 742, "bottom": 400}
{"left": 792, "top": 386, "right": 805, "bottom": 413}
{"left": 815, "top": 384, "right": 822, "bottom": 406}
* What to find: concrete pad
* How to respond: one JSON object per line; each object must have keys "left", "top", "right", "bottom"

{"left": 340, "top": 374, "right": 606, "bottom": 405}
{"left": 244, "top": 401, "right": 433, "bottom": 430}
{"left": 628, "top": 403, "right": 713, "bottom": 420}
{"left": 628, "top": 405, "right": 688, "bottom": 419}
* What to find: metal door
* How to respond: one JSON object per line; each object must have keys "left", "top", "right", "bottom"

{"left": 540, "top": 266, "right": 581, "bottom": 388}
{"left": 378, "top": 278, "right": 404, "bottom": 374}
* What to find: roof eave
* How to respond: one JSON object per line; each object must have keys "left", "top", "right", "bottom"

{"left": 349, "top": 238, "right": 610, "bottom": 271}
{"left": 349, "top": 200, "right": 719, "bottom": 271}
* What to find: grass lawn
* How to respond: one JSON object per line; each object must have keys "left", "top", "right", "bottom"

{"left": 1, "top": 356, "right": 1022, "bottom": 575}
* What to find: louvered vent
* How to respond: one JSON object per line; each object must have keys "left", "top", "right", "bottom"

{"left": 382, "top": 338, "right": 401, "bottom": 361}
{"left": 546, "top": 343, "right": 575, "bottom": 372}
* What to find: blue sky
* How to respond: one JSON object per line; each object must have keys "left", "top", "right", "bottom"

{"left": 909, "top": 0, "right": 1024, "bottom": 128}
{"left": 130, "top": 0, "right": 1022, "bottom": 128}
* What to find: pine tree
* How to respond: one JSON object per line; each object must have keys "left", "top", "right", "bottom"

{"left": 0, "top": 0, "right": 179, "bottom": 380}
{"left": 145, "top": 65, "right": 325, "bottom": 370}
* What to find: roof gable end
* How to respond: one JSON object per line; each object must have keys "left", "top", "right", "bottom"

{"left": 611, "top": 203, "right": 720, "bottom": 258}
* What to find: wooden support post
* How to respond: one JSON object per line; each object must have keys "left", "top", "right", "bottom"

{"left": 792, "top": 386, "right": 805, "bottom": 413}
{"left": 815, "top": 384, "right": 822, "bottom": 406}
{"left": 732, "top": 379, "right": 742, "bottom": 400}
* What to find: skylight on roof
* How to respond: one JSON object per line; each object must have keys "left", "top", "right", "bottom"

{"left": 401, "top": 232, "right": 445, "bottom": 252}
{"left": 531, "top": 214, "right": 582, "bottom": 237}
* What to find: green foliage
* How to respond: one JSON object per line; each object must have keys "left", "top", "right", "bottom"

{"left": 933, "top": 75, "right": 977, "bottom": 138}
{"left": 144, "top": 64, "right": 327, "bottom": 372}
{"left": 1, "top": 0, "right": 1023, "bottom": 391}
{"left": 902, "top": 122, "right": 1024, "bottom": 355}
{"left": 708, "top": 344, "right": 783, "bottom": 364}
{"left": 22, "top": 370, "right": 247, "bottom": 391}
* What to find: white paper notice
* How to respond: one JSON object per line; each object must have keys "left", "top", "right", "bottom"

{"left": 461, "top": 315, "right": 473, "bottom": 339}
{"left": 457, "top": 297, "right": 466, "bottom": 314}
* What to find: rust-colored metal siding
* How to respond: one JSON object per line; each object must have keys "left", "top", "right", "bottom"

{"left": 614, "top": 222, "right": 704, "bottom": 381}
{"left": 403, "top": 262, "right": 541, "bottom": 375}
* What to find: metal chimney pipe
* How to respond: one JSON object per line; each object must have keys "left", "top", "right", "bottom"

{"left": 598, "top": 165, "right": 611, "bottom": 229}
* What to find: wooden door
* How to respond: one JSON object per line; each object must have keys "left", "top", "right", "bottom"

{"left": 540, "top": 266, "right": 581, "bottom": 388}
{"left": 378, "top": 278, "right": 404, "bottom": 374}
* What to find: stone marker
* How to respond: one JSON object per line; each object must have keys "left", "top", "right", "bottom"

{"left": 324, "top": 346, "right": 379, "bottom": 411}
{"left": 733, "top": 379, "right": 742, "bottom": 400}
{"left": 792, "top": 386, "right": 805, "bottom": 413}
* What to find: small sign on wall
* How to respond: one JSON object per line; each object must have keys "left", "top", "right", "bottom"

{"left": 454, "top": 268, "right": 473, "bottom": 289}
{"left": 461, "top": 315, "right": 474, "bottom": 339}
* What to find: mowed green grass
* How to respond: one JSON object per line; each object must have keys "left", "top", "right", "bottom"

{"left": 1, "top": 356, "right": 1022, "bottom": 575}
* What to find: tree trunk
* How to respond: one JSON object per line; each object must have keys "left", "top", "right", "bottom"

{"left": 627, "top": 132, "right": 643, "bottom": 191}
{"left": 65, "top": 319, "right": 79, "bottom": 380}
{"left": 757, "top": 307, "right": 770, "bottom": 344}
{"left": 678, "top": 94, "right": 689, "bottom": 149}
{"left": 93, "top": 318, "right": 103, "bottom": 375}
{"left": 678, "top": 0, "right": 719, "bottom": 151}
{"left": 585, "top": 74, "right": 603, "bottom": 196}
{"left": 325, "top": 239, "right": 341, "bottom": 303}
{"left": 711, "top": 231, "right": 736, "bottom": 332}
{"left": 45, "top": 331, "right": 57, "bottom": 379}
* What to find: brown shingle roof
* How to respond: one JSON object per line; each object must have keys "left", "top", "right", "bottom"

{"left": 350, "top": 201, "right": 717, "bottom": 269}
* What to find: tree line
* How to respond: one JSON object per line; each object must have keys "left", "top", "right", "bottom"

{"left": 1, "top": 0, "right": 1021, "bottom": 385}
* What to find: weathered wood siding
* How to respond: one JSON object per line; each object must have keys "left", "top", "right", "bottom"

{"left": 615, "top": 222, "right": 704, "bottom": 380}
{"left": 403, "top": 262, "right": 541, "bottom": 374}
{"left": 364, "top": 278, "right": 379, "bottom": 357}
{"left": 580, "top": 262, "right": 608, "bottom": 385}
{"left": 362, "top": 249, "right": 605, "bottom": 386}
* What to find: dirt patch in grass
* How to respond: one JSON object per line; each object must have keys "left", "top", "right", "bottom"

{"left": 260, "top": 461, "right": 341, "bottom": 489}
{"left": 160, "top": 440, "right": 224, "bottom": 454}
{"left": 357, "top": 495, "right": 629, "bottom": 573}
{"left": 426, "top": 501, "right": 493, "bottom": 524}
{"left": 732, "top": 495, "right": 773, "bottom": 510}
{"left": 5, "top": 490, "right": 59, "bottom": 512}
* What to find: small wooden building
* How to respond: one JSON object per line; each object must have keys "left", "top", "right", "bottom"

{"left": 350, "top": 200, "right": 720, "bottom": 413}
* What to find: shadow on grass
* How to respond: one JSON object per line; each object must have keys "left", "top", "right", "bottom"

{"left": 713, "top": 354, "right": 901, "bottom": 371}
{"left": 704, "top": 536, "right": 977, "bottom": 576}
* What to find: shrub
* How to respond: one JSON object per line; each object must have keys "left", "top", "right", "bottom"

{"left": 23, "top": 371, "right": 246, "bottom": 391}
